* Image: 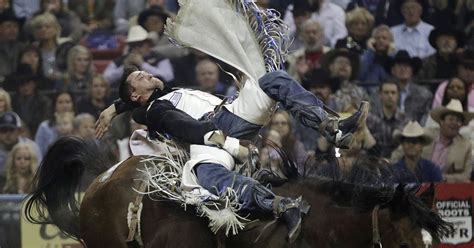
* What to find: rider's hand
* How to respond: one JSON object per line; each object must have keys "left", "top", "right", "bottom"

{"left": 95, "top": 104, "right": 117, "bottom": 139}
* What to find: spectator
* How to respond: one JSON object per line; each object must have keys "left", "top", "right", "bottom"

{"left": 2, "top": 143, "right": 39, "bottom": 194}
{"left": 286, "top": 19, "right": 330, "bottom": 83}
{"left": 428, "top": 99, "right": 473, "bottom": 182}
{"left": 432, "top": 49, "right": 474, "bottom": 110}
{"left": 287, "top": 2, "right": 312, "bottom": 51}
{"left": 284, "top": 0, "right": 347, "bottom": 47}
{"left": 15, "top": 44, "right": 54, "bottom": 90}
{"left": 10, "top": 64, "right": 52, "bottom": 136}
{"left": 267, "top": 110, "right": 309, "bottom": 176}
{"left": 335, "top": 7, "right": 375, "bottom": 54}
{"left": 0, "top": 88, "right": 11, "bottom": 113}
{"left": 385, "top": 50, "right": 432, "bottom": 124}
{"left": 0, "top": 111, "right": 41, "bottom": 175}
{"left": 138, "top": 6, "right": 187, "bottom": 59}
{"left": 35, "top": 91, "right": 75, "bottom": 156}
{"left": 367, "top": 80, "right": 407, "bottom": 158}
{"left": 68, "top": 0, "right": 115, "bottom": 33}
{"left": 321, "top": 48, "right": 369, "bottom": 111}
{"left": 418, "top": 27, "right": 465, "bottom": 79}
{"left": 358, "top": 25, "right": 395, "bottom": 89}
{"left": 390, "top": 0, "right": 435, "bottom": 58}
{"left": 76, "top": 74, "right": 112, "bottom": 119}
{"left": 426, "top": 77, "right": 469, "bottom": 128}
{"left": 103, "top": 25, "right": 174, "bottom": 87}
{"left": 27, "top": 0, "right": 82, "bottom": 42}
{"left": 0, "top": 11, "right": 24, "bottom": 83}
{"left": 72, "top": 113, "right": 96, "bottom": 140}
{"left": 194, "top": 59, "right": 227, "bottom": 97}
{"left": 30, "top": 12, "right": 63, "bottom": 82}
{"left": 57, "top": 45, "right": 94, "bottom": 92}
{"left": 391, "top": 121, "right": 442, "bottom": 183}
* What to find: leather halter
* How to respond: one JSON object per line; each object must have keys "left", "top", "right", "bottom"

{"left": 372, "top": 204, "right": 382, "bottom": 248}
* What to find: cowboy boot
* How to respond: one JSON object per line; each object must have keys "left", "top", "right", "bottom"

{"left": 252, "top": 184, "right": 305, "bottom": 243}
{"left": 275, "top": 197, "right": 303, "bottom": 243}
{"left": 319, "top": 101, "right": 369, "bottom": 149}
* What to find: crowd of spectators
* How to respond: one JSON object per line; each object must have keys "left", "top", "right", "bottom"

{"left": 1, "top": 0, "right": 474, "bottom": 193}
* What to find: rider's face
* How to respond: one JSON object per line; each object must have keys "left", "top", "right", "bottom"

{"left": 127, "top": 71, "right": 164, "bottom": 105}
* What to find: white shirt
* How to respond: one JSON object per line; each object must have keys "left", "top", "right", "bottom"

{"left": 159, "top": 89, "right": 222, "bottom": 120}
{"left": 391, "top": 21, "right": 435, "bottom": 59}
{"left": 284, "top": 1, "right": 347, "bottom": 47}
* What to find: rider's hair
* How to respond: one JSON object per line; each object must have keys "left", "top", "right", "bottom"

{"left": 119, "top": 65, "right": 141, "bottom": 108}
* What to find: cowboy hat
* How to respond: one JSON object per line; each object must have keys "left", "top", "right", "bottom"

{"left": 302, "top": 68, "right": 340, "bottom": 92}
{"left": 126, "top": 25, "right": 154, "bottom": 43}
{"left": 393, "top": 121, "right": 432, "bottom": 145}
{"left": 428, "top": 27, "right": 465, "bottom": 49}
{"left": 430, "top": 99, "right": 474, "bottom": 125}
{"left": 386, "top": 50, "right": 422, "bottom": 75}
{"left": 320, "top": 49, "right": 360, "bottom": 80}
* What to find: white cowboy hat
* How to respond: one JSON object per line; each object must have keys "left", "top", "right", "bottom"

{"left": 393, "top": 121, "right": 432, "bottom": 145}
{"left": 126, "top": 25, "right": 153, "bottom": 43}
{"left": 430, "top": 99, "right": 474, "bottom": 125}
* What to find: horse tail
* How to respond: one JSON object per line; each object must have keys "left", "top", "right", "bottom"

{"left": 24, "top": 136, "right": 110, "bottom": 242}
{"left": 389, "top": 184, "right": 452, "bottom": 242}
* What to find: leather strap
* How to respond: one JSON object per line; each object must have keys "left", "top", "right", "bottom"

{"left": 126, "top": 181, "right": 147, "bottom": 244}
{"left": 372, "top": 204, "right": 382, "bottom": 248}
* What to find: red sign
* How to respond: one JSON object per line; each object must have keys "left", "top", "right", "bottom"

{"left": 435, "top": 183, "right": 474, "bottom": 247}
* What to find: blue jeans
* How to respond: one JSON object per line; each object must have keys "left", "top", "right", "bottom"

{"left": 195, "top": 163, "right": 273, "bottom": 211}
{"left": 210, "top": 70, "right": 327, "bottom": 141}
{"left": 259, "top": 70, "right": 327, "bottom": 129}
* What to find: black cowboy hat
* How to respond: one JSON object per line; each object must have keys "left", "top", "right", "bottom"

{"left": 138, "top": 6, "right": 170, "bottom": 29}
{"left": 386, "top": 50, "right": 422, "bottom": 75}
{"left": 0, "top": 10, "right": 25, "bottom": 27}
{"left": 428, "top": 27, "right": 465, "bottom": 49}
{"left": 302, "top": 68, "right": 340, "bottom": 92}
{"left": 320, "top": 49, "right": 360, "bottom": 80}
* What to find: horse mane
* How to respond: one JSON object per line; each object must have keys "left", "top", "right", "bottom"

{"left": 270, "top": 146, "right": 451, "bottom": 241}
{"left": 24, "top": 137, "right": 111, "bottom": 242}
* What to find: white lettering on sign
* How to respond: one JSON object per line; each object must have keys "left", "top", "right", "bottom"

{"left": 436, "top": 199, "right": 472, "bottom": 245}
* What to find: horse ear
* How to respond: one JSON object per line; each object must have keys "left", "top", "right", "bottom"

{"left": 419, "top": 183, "right": 435, "bottom": 208}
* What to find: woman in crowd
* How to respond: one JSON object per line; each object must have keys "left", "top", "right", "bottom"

{"left": 76, "top": 74, "right": 111, "bottom": 119}
{"left": 30, "top": 12, "right": 62, "bottom": 82}
{"left": 263, "top": 110, "right": 309, "bottom": 176}
{"left": 35, "top": 91, "right": 75, "bottom": 156}
{"left": 425, "top": 77, "right": 469, "bottom": 128}
{"left": 57, "top": 45, "right": 94, "bottom": 92}
{"left": 32, "top": 0, "right": 82, "bottom": 42}
{"left": 335, "top": 7, "right": 374, "bottom": 54}
{"left": 2, "top": 143, "right": 39, "bottom": 194}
